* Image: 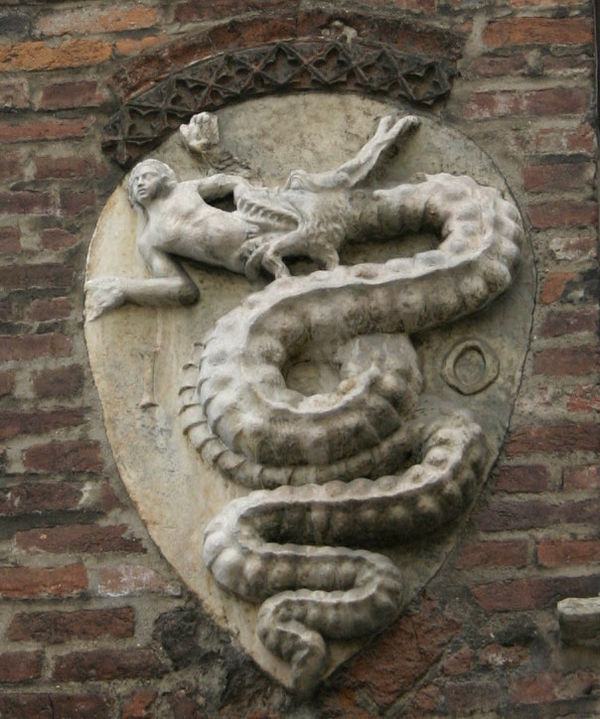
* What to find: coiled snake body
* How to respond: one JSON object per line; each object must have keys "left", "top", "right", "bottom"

{"left": 179, "top": 169, "right": 523, "bottom": 693}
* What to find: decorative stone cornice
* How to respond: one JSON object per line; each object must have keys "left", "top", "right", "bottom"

{"left": 102, "top": 38, "right": 456, "bottom": 167}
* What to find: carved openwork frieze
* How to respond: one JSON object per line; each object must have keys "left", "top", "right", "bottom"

{"left": 86, "top": 92, "right": 534, "bottom": 694}
{"left": 102, "top": 38, "right": 456, "bottom": 167}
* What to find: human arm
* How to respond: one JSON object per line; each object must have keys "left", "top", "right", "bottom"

{"left": 85, "top": 247, "right": 199, "bottom": 321}
{"left": 191, "top": 174, "right": 250, "bottom": 202}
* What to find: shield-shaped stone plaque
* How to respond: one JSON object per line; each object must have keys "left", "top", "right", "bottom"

{"left": 85, "top": 93, "right": 534, "bottom": 693}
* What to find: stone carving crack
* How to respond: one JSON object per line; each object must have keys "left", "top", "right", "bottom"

{"left": 102, "top": 38, "right": 455, "bottom": 167}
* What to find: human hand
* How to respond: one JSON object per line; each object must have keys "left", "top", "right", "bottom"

{"left": 85, "top": 277, "right": 127, "bottom": 321}
{"left": 180, "top": 113, "right": 220, "bottom": 154}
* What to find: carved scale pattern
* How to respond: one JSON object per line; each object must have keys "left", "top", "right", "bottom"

{"left": 102, "top": 39, "right": 455, "bottom": 167}
{"left": 179, "top": 173, "right": 524, "bottom": 693}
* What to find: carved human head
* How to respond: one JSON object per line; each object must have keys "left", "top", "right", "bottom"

{"left": 128, "top": 159, "right": 177, "bottom": 208}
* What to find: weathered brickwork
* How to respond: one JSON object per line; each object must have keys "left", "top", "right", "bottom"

{"left": 0, "top": 1, "right": 598, "bottom": 717}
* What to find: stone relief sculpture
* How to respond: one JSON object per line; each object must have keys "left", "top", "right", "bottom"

{"left": 86, "top": 111, "right": 523, "bottom": 694}
{"left": 86, "top": 113, "right": 423, "bottom": 319}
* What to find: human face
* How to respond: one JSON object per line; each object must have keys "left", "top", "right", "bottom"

{"left": 131, "top": 164, "right": 163, "bottom": 205}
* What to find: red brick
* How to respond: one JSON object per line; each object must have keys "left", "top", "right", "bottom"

{"left": 477, "top": 497, "right": 600, "bottom": 531}
{"left": 0, "top": 263, "right": 72, "bottom": 290}
{"left": 392, "top": 0, "right": 436, "bottom": 10}
{"left": 505, "top": 423, "right": 600, "bottom": 455}
{"left": 115, "top": 36, "right": 162, "bottom": 57}
{"left": 0, "top": 191, "right": 54, "bottom": 215}
{"left": 543, "top": 54, "right": 594, "bottom": 77}
{"left": 520, "top": 124, "right": 597, "bottom": 156}
{"left": 563, "top": 465, "right": 600, "bottom": 489}
{"left": 7, "top": 607, "right": 135, "bottom": 643}
{"left": 445, "top": 679, "right": 501, "bottom": 713}
{"left": 539, "top": 272, "right": 577, "bottom": 304}
{"left": 0, "top": 481, "right": 81, "bottom": 516}
{"left": 549, "top": 232, "right": 597, "bottom": 262}
{"left": 483, "top": 17, "right": 592, "bottom": 47}
{"left": 0, "top": 694, "right": 109, "bottom": 719}
{"left": 327, "top": 12, "right": 461, "bottom": 57}
{"left": 0, "top": 651, "right": 43, "bottom": 682}
{"left": 0, "top": 333, "right": 71, "bottom": 360}
{"left": 0, "top": 151, "right": 21, "bottom": 180}
{"left": 0, "top": 409, "right": 85, "bottom": 440}
{"left": 53, "top": 648, "right": 167, "bottom": 682}
{"left": 343, "top": 597, "right": 461, "bottom": 708}
{"left": 168, "top": 690, "right": 217, "bottom": 719}
{"left": 0, "top": 297, "right": 11, "bottom": 322}
{"left": 441, "top": 646, "right": 473, "bottom": 676}
{"left": 511, "top": 0, "right": 587, "bottom": 4}
{"left": 512, "top": 673, "right": 557, "bottom": 703}
{"left": 109, "top": 31, "right": 212, "bottom": 98}
{"left": 480, "top": 643, "right": 529, "bottom": 669}
{"left": 52, "top": 694, "right": 111, "bottom": 719}
{"left": 40, "top": 228, "right": 79, "bottom": 250}
{"left": 0, "top": 694, "right": 52, "bottom": 719}
{"left": 533, "top": 346, "right": 598, "bottom": 376}
{"left": 540, "top": 308, "right": 598, "bottom": 337}
{"left": 528, "top": 200, "right": 598, "bottom": 229}
{"left": 17, "top": 523, "right": 145, "bottom": 554}
{"left": 121, "top": 689, "right": 158, "bottom": 719}
{"left": 0, "top": 480, "right": 117, "bottom": 516}
{"left": 0, "top": 563, "right": 87, "bottom": 598}
{"left": 35, "top": 155, "right": 99, "bottom": 180}
{"left": 523, "top": 161, "right": 595, "bottom": 193}
{"left": 27, "top": 298, "right": 72, "bottom": 322}
{"left": 0, "top": 116, "right": 93, "bottom": 142}
{"left": 466, "top": 54, "right": 528, "bottom": 78}
{"left": 567, "top": 384, "right": 600, "bottom": 412}
{"left": 0, "top": 369, "right": 14, "bottom": 396}
{"left": 537, "top": 538, "right": 600, "bottom": 567}
{"left": 0, "top": 226, "right": 20, "bottom": 253}
{"left": 493, "top": 464, "right": 549, "bottom": 492}
{"left": 455, "top": 539, "right": 528, "bottom": 569}
{"left": 510, "top": 670, "right": 596, "bottom": 704}
{"left": 464, "top": 88, "right": 589, "bottom": 120}
{"left": 39, "top": 80, "right": 103, "bottom": 110}
{"left": 165, "top": 35, "right": 213, "bottom": 78}
{"left": 0, "top": 39, "right": 112, "bottom": 71}
{"left": 472, "top": 575, "right": 599, "bottom": 611}
{"left": 33, "top": 365, "right": 82, "bottom": 397}
{"left": 23, "top": 440, "right": 103, "bottom": 473}
{"left": 411, "top": 682, "right": 442, "bottom": 713}
{"left": 95, "top": 564, "right": 182, "bottom": 597}
{"left": 97, "top": 483, "right": 122, "bottom": 513}
{"left": 207, "top": 16, "right": 297, "bottom": 55}
{"left": 175, "top": 0, "right": 296, "bottom": 22}
{"left": 38, "top": 5, "right": 158, "bottom": 36}
{"left": 60, "top": 188, "right": 95, "bottom": 216}
{"left": 0, "top": 79, "right": 28, "bottom": 109}
{"left": 567, "top": 124, "right": 598, "bottom": 153}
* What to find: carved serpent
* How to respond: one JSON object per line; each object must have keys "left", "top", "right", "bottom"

{"left": 179, "top": 172, "right": 523, "bottom": 693}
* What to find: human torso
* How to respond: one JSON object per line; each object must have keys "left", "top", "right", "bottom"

{"left": 143, "top": 184, "right": 250, "bottom": 272}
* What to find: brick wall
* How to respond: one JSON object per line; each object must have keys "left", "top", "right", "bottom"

{"left": 0, "top": 1, "right": 598, "bottom": 717}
